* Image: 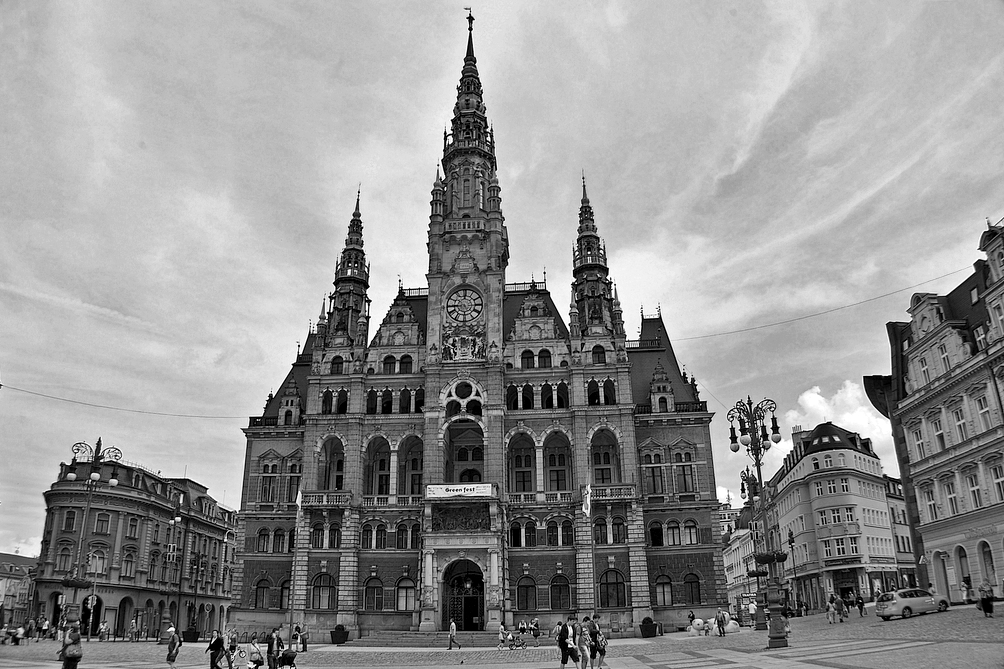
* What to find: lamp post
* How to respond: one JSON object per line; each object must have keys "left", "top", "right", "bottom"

{"left": 787, "top": 528, "right": 798, "bottom": 615}
{"left": 728, "top": 396, "right": 787, "bottom": 648}
{"left": 61, "top": 439, "right": 122, "bottom": 639}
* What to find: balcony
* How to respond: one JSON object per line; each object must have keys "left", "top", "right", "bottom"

{"left": 505, "top": 491, "right": 575, "bottom": 505}
{"left": 300, "top": 492, "right": 352, "bottom": 508}
{"left": 247, "top": 416, "right": 306, "bottom": 428}
{"left": 592, "top": 484, "right": 637, "bottom": 501}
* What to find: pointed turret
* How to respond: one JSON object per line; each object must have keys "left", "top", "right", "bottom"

{"left": 570, "top": 174, "right": 617, "bottom": 339}
{"left": 328, "top": 188, "right": 371, "bottom": 346}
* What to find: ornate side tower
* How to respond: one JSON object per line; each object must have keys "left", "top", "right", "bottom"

{"left": 327, "top": 191, "right": 371, "bottom": 351}
{"left": 571, "top": 177, "right": 626, "bottom": 345}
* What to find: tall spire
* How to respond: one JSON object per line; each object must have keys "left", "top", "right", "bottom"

{"left": 345, "top": 185, "right": 364, "bottom": 250}
{"left": 466, "top": 9, "right": 476, "bottom": 61}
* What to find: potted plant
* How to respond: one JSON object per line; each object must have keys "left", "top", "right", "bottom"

{"left": 753, "top": 552, "right": 776, "bottom": 565}
{"left": 639, "top": 616, "right": 659, "bottom": 638}
{"left": 771, "top": 550, "right": 789, "bottom": 563}
{"left": 329, "top": 624, "right": 348, "bottom": 645}
{"left": 182, "top": 626, "right": 199, "bottom": 643}
{"left": 746, "top": 569, "right": 768, "bottom": 578}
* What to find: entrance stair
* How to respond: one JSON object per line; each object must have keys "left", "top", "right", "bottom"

{"left": 350, "top": 630, "right": 514, "bottom": 648}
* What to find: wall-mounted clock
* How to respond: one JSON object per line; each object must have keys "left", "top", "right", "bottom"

{"left": 446, "top": 288, "right": 484, "bottom": 323}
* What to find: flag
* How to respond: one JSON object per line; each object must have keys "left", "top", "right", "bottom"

{"left": 295, "top": 490, "right": 302, "bottom": 508}
{"left": 582, "top": 484, "right": 592, "bottom": 516}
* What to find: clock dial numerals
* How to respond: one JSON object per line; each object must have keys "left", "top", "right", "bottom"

{"left": 447, "top": 288, "right": 483, "bottom": 323}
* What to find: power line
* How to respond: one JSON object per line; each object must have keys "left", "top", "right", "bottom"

{"left": 675, "top": 266, "right": 971, "bottom": 341}
{"left": 0, "top": 383, "right": 246, "bottom": 419}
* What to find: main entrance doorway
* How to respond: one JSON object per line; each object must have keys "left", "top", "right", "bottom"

{"left": 443, "top": 559, "right": 485, "bottom": 631}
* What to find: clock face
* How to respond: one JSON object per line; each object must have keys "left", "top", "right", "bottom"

{"left": 446, "top": 288, "right": 484, "bottom": 323}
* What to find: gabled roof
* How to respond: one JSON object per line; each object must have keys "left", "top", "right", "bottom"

{"left": 626, "top": 315, "right": 698, "bottom": 405}
{"left": 503, "top": 286, "right": 569, "bottom": 341}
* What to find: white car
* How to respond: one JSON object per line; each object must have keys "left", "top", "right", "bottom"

{"left": 875, "top": 588, "right": 950, "bottom": 620}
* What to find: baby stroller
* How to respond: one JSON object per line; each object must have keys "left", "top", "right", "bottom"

{"left": 277, "top": 648, "right": 298, "bottom": 668}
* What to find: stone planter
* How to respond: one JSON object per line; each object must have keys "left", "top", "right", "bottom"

{"left": 329, "top": 629, "right": 349, "bottom": 644}
{"left": 639, "top": 622, "right": 659, "bottom": 638}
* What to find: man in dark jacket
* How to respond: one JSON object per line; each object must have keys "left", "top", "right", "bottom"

{"left": 266, "top": 628, "right": 284, "bottom": 669}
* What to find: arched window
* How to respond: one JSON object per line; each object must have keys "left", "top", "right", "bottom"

{"left": 399, "top": 355, "right": 413, "bottom": 374}
{"left": 273, "top": 529, "right": 286, "bottom": 553}
{"left": 650, "top": 522, "right": 664, "bottom": 547}
{"left": 330, "top": 356, "right": 344, "bottom": 374}
{"left": 603, "top": 379, "right": 616, "bottom": 405}
{"left": 684, "top": 573, "right": 701, "bottom": 604}
{"left": 361, "top": 524, "right": 373, "bottom": 548}
{"left": 667, "top": 522, "right": 681, "bottom": 546}
{"left": 562, "top": 520, "right": 574, "bottom": 546}
{"left": 149, "top": 552, "right": 159, "bottom": 580}
{"left": 812, "top": 457, "right": 819, "bottom": 470}
{"left": 538, "top": 349, "right": 552, "bottom": 368}
{"left": 366, "top": 389, "right": 378, "bottom": 414}
{"left": 541, "top": 383, "right": 554, "bottom": 409}
{"left": 280, "top": 581, "right": 290, "bottom": 610}
{"left": 328, "top": 524, "right": 341, "bottom": 548}
{"left": 521, "top": 350, "right": 535, "bottom": 369}
{"left": 510, "top": 521, "right": 523, "bottom": 548}
{"left": 522, "top": 383, "right": 535, "bottom": 410}
{"left": 321, "top": 390, "right": 333, "bottom": 414}
{"left": 311, "top": 574, "right": 336, "bottom": 609}
{"left": 364, "top": 577, "right": 384, "bottom": 610}
{"left": 547, "top": 521, "right": 559, "bottom": 546}
{"left": 310, "top": 525, "right": 323, "bottom": 549}
{"left": 556, "top": 382, "right": 569, "bottom": 408}
{"left": 396, "top": 312, "right": 405, "bottom": 323}
{"left": 446, "top": 400, "right": 462, "bottom": 417}
{"left": 397, "top": 578, "right": 416, "bottom": 611}
{"left": 57, "top": 546, "right": 72, "bottom": 572}
{"left": 122, "top": 552, "right": 135, "bottom": 578}
{"left": 127, "top": 517, "right": 139, "bottom": 538}
{"left": 95, "top": 512, "right": 110, "bottom": 534}
{"left": 684, "top": 520, "right": 699, "bottom": 545}
{"left": 410, "top": 523, "right": 421, "bottom": 549}
{"left": 376, "top": 524, "right": 387, "bottom": 549}
{"left": 506, "top": 385, "right": 519, "bottom": 410}
{"left": 550, "top": 575, "right": 570, "bottom": 610}
{"left": 516, "top": 576, "right": 537, "bottom": 610}
{"left": 593, "top": 518, "right": 608, "bottom": 545}
{"left": 612, "top": 517, "right": 626, "bottom": 543}
{"left": 592, "top": 345, "right": 606, "bottom": 365}
{"left": 658, "top": 397, "right": 668, "bottom": 412}
{"left": 588, "top": 380, "right": 600, "bottom": 406}
{"left": 382, "top": 356, "right": 396, "bottom": 375}
{"left": 599, "top": 570, "right": 626, "bottom": 608}
{"left": 459, "top": 468, "right": 481, "bottom": 482}
{"left": 255, "top": 580, "right": 270, "bottom": 609}
{"left": 381, "top": 389, "right": 393, "bottom": 414}
{"left": 88, "top": 549, "right": 106, "bottom": 574}
{"left": 467, "top": 399, "right": 482, "bottom": 415}
{"left": 414, "top": 388, "right": 425, "bottom": 412}
{"left": 336, "top": 389, "right": 348, "bottom": 414}
{"left": 257, "top": 529, "right": 270, "bottom": 553}
{"left": 654, "top": 575, "right": 673, "bottom": 606}
{"left": 396, "top": 524, "right": 408, "bottom": 549}
{"left": 283, "top": 410, "right": 293, "bottom": 425}
{"left": 525, "top": 520, "right": 537, "bottom": 547}
{"left": 400, "top": 388, "right": 412, "bottom": 414}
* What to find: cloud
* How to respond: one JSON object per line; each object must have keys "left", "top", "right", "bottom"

{"left": 784, "top": 381, "right": 896, "bottom": 475}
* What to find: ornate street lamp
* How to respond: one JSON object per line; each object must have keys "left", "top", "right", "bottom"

{"left": 788, "top": 528, "right": 798, "bottom": 615}
{"left": 61, "top": 438, "right": 122, "bottom": 639}
{"left": 728, "top": 397, "right": 787, "bottom": 648}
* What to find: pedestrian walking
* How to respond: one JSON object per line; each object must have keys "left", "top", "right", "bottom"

{"left": 588, "top": 614, "right": 607, "bottom": 668}
{"left": 576, "top": 616, "right": 592, "bottom": 664}
{"left": 265, "top": 628, "right": 283, "bottom": 669}
{"left": 529, "top": 616, "right": 540, "bottom": 647}
{"left": 826, "top": 597, "right": 835, "bottom": 624}
{"left": 61, "top": 622, "right": 82, "bottom": 669}
{"left": 747, "top": 600, "right": 757, "bottom": 628}
{"left": 979, "top": 580, "right": 995, "bottom": 617}
{"left": 834, "top": 595, "right": 845, "bottom": 622}
{"left": 166, "top": 625, "right": 181, "bottom": 668}
{"left": 448, "top": 618, "right": 461, "bottom": 650}
{"left": 497, "top": 621, "right": 506, "bottom": 650}
{"left": 856, "top": 594, "right": 866, "bottom": 616}
{"left": 206, "top": 629, "right": 225, "bottom": 668}
{"left": 715, "top": 607, "right": 727, "bottom": 637}
{"left": 557, "top": 615, "right": 580, "bottom": 669}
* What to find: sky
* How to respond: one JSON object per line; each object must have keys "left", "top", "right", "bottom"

{"left": 3, "top": 0, "right": 1004, "bottom": 555}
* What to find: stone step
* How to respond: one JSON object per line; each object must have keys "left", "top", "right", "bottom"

{"left": 350, "top": 630, "right": 529, "bottom": 647}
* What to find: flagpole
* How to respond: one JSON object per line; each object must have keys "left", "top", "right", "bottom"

{"left": 288, "top": 490, "right": 303, "bottom": 649}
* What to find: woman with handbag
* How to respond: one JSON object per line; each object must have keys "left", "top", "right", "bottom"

{"left": 206, "top": 629, "right": 226, "bottom": 668}
{"left": 61, "top": 622, "right": 83, "bottom": 669}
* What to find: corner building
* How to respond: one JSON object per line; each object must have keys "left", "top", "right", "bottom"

{"left": 232, "top": 18, "right": 727, "bottom": 638}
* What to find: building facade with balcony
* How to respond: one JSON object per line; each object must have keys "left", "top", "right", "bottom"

{"left": 765, "top": 422, "right": 902, "bottom": 611}
{"left": 0, "top": 553, "right": 35, "bottom": 626}
{"left": 34, "top": 458, "right": 237, "bottom": 639}
{"left": 868, "top": 222, "right": 1004, "bottom": 603}
{"left": 230, "top": 17, "right": 727, "bottom": 639}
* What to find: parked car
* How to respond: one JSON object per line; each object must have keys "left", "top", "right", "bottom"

{"left": 875, "top": 588, "right": 950, "bottom": 620}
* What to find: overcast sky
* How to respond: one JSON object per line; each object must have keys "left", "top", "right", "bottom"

{"left": 3, "top": 1, "right": 1004, "bottom": 555}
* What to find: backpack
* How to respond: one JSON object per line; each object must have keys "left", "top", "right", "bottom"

{"left": 557, "top": 622, "right": 570, "bottom": 642}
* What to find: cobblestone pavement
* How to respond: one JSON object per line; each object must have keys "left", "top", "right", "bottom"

{"left": 1, "top": 606, "right": 1000, "bottom": 669}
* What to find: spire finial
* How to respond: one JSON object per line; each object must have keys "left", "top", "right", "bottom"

{"left": 466, "top": 7, "right": 474, "bottom": 32}
{"left": 354, "top": 184, "right": 361, "bottom": 215}
{"left": 581, "top": 170, "right": 588, "bottom": 202}
{"left": 465, "top": 8, "right": 476, "bottom": 60}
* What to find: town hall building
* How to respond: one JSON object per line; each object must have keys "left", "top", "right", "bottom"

{"left": 231, "top": 15, "right": 728, "bottom": 639}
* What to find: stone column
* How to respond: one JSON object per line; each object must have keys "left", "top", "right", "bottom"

{"left": 535, "top": 445, "right": 545, "bottom": 493}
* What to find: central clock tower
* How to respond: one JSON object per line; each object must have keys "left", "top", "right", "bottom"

{"left": 426, "top": 12, "right": 509, "bottom": 365}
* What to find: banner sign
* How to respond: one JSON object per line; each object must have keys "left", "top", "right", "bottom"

{"left": 426, "top": 484, "right": 493, "bottom": 499}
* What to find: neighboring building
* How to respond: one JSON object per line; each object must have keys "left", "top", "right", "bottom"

{"left": 721, "top": 505, "right": 757, "bottom": 618}
{"left": 718, "top": 500, "right": 742, "bottom": 538}
{"left": 231, "top": 16, "right": 728, "bottom": 638}
{"left": 766, "top": 422, "right": 902, "bottom": 610}
{"left": 868, "top": 221, "right": 1004, "bottom": 603}
{"left": 0, "top": 553, "right": 35, "bottom": 625}
{"left": 34, "top": 453, "right": 237, "bottom": 638}
{"left": 884, "top": 475, "right": 918, "bottom": 588}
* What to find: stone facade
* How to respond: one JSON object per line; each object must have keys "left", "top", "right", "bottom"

{"left": 231, "top": 16, "right": 728, "bottom": 639}
{"left": 868, "top": 223, "right": 1004, "bottom": 603}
